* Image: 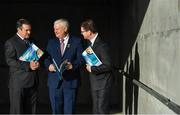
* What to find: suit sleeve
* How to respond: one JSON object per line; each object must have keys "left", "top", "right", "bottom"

{"left": 72, "top": 39, "right": 84, "bottom": 71}
{"left": 4, "top": 40, "right": 30, "bottom": 71}
{"left": 44, "top": 40, "right": 52, "bottom": 69}
{"left": 91, "top": 43, "right": 112, "bottom": 75}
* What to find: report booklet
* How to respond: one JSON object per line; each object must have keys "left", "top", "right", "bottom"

{"left": 82, "top": 46, "right": 102, "bottom": 66}
{"left": 19, "top": 43, "right": 44, "bottom": 62}
{"left": 52, "top": 58, "right": 67, "bottom": 80}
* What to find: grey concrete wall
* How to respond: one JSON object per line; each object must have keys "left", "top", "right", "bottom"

{"left": 124, "top": 0, "right": 180, "bottom": 114}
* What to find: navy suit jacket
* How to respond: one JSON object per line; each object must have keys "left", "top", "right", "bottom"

{"left": 44, "top": 35, "right": 83, "bottom": 88}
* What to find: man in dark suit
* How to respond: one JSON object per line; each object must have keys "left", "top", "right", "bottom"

{"left": 80, "top": 19, "right": 113, "bottom": 114}
{"left": 4, "top": 19, "right": 40, "bottom": 114}
{"left": 44, "top": 18, "right": 83, "bottom": 114}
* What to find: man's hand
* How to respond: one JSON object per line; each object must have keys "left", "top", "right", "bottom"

{"left": 30, "top": 61, "right": 40, "bottom": 70}
{"left": 66, "top": 62, "right": 73, "bottom": 70}
{"left": 48, "top": 64, "right": 56, "bottom": 72}
{"left": 86, "top": 64, "right": 91, "bottom": 73}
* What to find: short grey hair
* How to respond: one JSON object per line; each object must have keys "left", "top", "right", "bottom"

{"left": 54, "top": 18, "right": 69, "bottom": 30}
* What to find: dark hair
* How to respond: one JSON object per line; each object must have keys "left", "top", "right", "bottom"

{"left": 16, "top": 18, "right": 31, "bottom": 29}
{"left": 81, "top": 19, "right": 98, "bottom": 33}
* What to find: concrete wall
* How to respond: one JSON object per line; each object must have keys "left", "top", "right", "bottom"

{"left": 124, "top": 0, "right": 180, "bottom": 114}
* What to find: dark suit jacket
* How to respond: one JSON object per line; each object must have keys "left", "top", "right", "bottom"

{"left": 44, "top": 35, "right": 83, "bottom": 89}
{"left": 4, "top": 34, "right": 38, "bottom": 88}
{"left": 89, "top": 35, "right": 113, "bottom": 90}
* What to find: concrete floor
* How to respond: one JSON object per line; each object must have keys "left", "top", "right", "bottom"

{"left": 0, "top": 104, "right": 122, "bottom": 114}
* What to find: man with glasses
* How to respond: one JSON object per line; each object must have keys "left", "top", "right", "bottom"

{"left": 81, "top": 19, "right": 113, "bottom": 114}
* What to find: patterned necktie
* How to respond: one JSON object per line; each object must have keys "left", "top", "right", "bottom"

{"left": 60, "top": 39, "right": 65, "bottom": 55}
{"left": 88, "top": 40, "right": 92, "bottom": 47}
{"left": 24, "top": 39, "right": 30, "bottom": 47}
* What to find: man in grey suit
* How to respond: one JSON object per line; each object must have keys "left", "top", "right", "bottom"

{"left": 80, "top": 19, "right": 113, "bottom": 114}
{"left": 4, "top": 19, "right": 40, "bottom": 114}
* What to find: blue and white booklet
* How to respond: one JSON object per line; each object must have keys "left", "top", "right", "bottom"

{"left": 52, "top": 58, "right": 67, "bottom": 80}
{"left": 82, "top": 46, "right": 102, "bottom": 66}
{"left": 19, "top": 43, "right": 44, "bottom": 62}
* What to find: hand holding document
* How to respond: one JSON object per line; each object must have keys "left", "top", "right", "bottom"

{"left": 86, "top": 64, "right": 92, "bottom": 72}
{"left": 82, "top": 46, "right": 102, "bottom": 66}
{"left": 52, "top": 59, "right": 68, "bottom": 80}
{"left": 65, "top": 62, "right": 73, "bottom": 70}
{"left": 48, "top": 64, "right": 56, "bottom": 72}
{"left": 30, "top": 61, "right": 40, "bottom": 70}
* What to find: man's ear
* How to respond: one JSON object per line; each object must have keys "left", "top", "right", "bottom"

{"left": 64, "top": 26, "right": 68, "bottom": 33}
{"left": 17, "top": 27, "right": 21, "bottom": 32}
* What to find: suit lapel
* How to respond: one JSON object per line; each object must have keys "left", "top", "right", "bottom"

{"left": 92, "top": 36, "right": 100, "bottom": 50}
{"left": 14, "top": 35, "right": 31, "bottom": 57}
{"left": 54, "top": 38, "right": 62, "bottom": 58}
{"left": 62, "top": 37, "right": 72, "bottom": 57}
{"left": 16, "top": 35, "right": 28, "bottom": 48}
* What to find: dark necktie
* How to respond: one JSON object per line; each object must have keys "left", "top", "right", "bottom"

{"left": 87, "top": 40, "right": 92, "bottom": 47}
{"left": 60, "top": 39, "right": 65, "bottom": 55}
{"left": 24, "top": 39, "right": 30, "bottom": 47}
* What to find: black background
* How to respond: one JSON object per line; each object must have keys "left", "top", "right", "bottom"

{"left": 0, "top": 0, "right": 150, "bottom": 113}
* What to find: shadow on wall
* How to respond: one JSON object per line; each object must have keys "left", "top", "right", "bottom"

{"left": 125, "top": 43, "right": 140, "bottom": 114}
{"left": 121, "top": 0, "right": 149, "bottom": 114}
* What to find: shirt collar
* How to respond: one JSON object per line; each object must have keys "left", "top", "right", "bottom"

{"left": 60, "top": 34, "right": 69, "bottom": 50}
{"left": 60, "top": 34, "right": 69, "bottom": 42}
{"left": 90, "top": 33, "right": 98, "bottom": 46}
{"left": 17, "top": 33, "right": 24, "bottom": 40}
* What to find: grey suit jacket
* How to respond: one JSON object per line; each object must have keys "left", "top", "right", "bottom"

{"left": 89, "top": 35, "right": 113, "bottom": 90}
{"left": 4, "top": 34, "right": 38, "bottom": 88}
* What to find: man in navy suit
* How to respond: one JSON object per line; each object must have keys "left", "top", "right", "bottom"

{"left": 81, "top": 19, "right": 113, "bottom": 114}
{"left": 44, "top": 18, "right": 83, "bottom": 114}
